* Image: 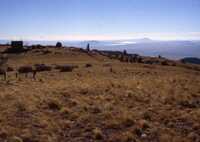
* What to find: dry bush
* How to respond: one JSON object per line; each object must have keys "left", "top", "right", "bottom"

{"left": 121, "top": 116, "right": 135, "bottom": 128}
{"left": 60, "top": 66, "right": 74, "bottom": 72}
{"left": 13, "top": 101, "right": 31, "bottom": 119}
{"left": 161, "top": 60, "right": 169, "bottom": 66}
{"left": 16, "top": 103, "right": 26, "bottom": 112}
{"left": 47, "top": 99, "right": 61, "bottom": 111}
{"left": 171, "top": 62, "right": 177, "bottom": 66}
{"left": 18, "top": 66, "right": 33, "bottom": 74}
{"left": 85, "top": 63, "right": 92, "bottom": 68}
{"left": 42, "top": 50, "right": 51, "bottom": 54}
{"left": 142, "top": 111, "right": 152, "bottom": 121}
{"left": 4, "top": 47, "right": 28, "bottom": 54}
{"left": 34, "top": 64, "right": 52, "bottom": 72}
{"left": 7, "top": 66, "right": 14, "bottom": 72}
{"left": 54, "top": 64, "right": 78, "bottom": 72}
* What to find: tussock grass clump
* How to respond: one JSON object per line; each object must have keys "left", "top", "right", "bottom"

{"left": 122, "top": 116, "right": 135, "bottom": 127}
{"left": 90, "top": 106, "right": 101, "bottom": 114}
{"left": 92, "top": 128, "right": 103, "bottom": 140}
{"left": 125, "top": 90, "right": 135, "bottom": 98}
{"left": 79, "top": 88, "right": 88, "bottom": 95}
{"left": 68, "top": 98, "right": 78, "bottom": 107}
{"left": 142, "top": 111, "right": 152, "bottom": 121}
{"left": 9, "top": 136, "right": 23, "bottom": 142}
{"left": 20, "top": 129, "right": 38, "bottom": 142}
{"left": 85, "top": 63, "right": 92, "bottom": 68}
{"left": 47, "top": 99, "right": 61, "bottom": 111}
{"left": 121, "top": 131, "right": 135, "bottom": 142}
{"left": 60, "top": 107, "right": 71, "bottom": 117}
{"left": 15, "top": 101, "right": 27, "bottom": 113}
{"left": 105, "top": 114, "right": 135, "bottom": 129}
{"left": 104, "top": 119, "right": 121, "bottom": 129}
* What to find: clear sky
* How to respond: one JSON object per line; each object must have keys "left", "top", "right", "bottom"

{"left": 0, "top": 0, "right": 200, "bottom": 40}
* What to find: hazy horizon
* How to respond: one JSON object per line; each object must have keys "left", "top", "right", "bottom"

{"left": 1, "top": 38, "right": 200, "bottom": 60}
{"left": 1, "top": 0, "right": 200, "bottom": 59}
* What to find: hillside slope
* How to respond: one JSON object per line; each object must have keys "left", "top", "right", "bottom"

{"left": 0, "top": 46, "right": 200, "bottom": 142}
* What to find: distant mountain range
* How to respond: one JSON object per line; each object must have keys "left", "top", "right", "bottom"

{"left": 77, "top": 39, "right": 200, "bottom": 59}
{"left": 1, "top": 38, "right": 200, "bottom": 60}
{"left": 181, "top": 57, "right": 200, "bottom": 65}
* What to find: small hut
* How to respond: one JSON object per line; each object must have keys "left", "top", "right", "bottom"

{"left": 4, "top": 41, "right": 25, "bottom": 53}
{"left": 11, "top": 41, "right": 23, "bottom": 49}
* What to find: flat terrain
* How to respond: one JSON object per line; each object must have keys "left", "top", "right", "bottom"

{"left": 0, "top": 46, "right": 200, "bottom": 142}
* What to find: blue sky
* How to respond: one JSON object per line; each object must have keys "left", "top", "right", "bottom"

{"left": 0, "top": 0, "right": 200, "bottom": 40}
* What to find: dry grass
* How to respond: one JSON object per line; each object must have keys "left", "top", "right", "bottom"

{"left": 0, "top": 46, "right": 200, "bottom": 142}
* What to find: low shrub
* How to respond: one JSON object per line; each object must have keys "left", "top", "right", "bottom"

{"left": 34, "top": 64, "right": 52, "bottom": 72}
{"left": 161, "top": 60, "right": 169, "bottom": 66}
{"left": 18, "top": 66, "right": 33, "bottom": 74}
{"left": 47, "top": 100, "right": 61, "bottom": 111}
{"left": 42, "top": 50, "right": 51, "bottom": 54}
{"left": 55, "top": 65, "right": 78, "bottom": 72}
{"left": 85, "top": 63, "right": 92, "bottom": 68}
{"left": 7, "top": 66, "right": 14, "bottom": 72}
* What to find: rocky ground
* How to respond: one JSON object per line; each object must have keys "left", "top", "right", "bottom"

{"left": 0, "top": 46, "right": 200, "bottom": 142}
